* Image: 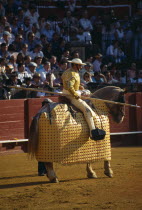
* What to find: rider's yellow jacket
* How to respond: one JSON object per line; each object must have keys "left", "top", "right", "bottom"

{"left": 61, "top": 68, "right": 80, "bottom": 98}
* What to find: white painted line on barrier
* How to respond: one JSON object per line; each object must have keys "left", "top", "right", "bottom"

{"left": 0, "top": 139, "right": 28, "bottom": 143}
{"left": 110, "top": 131, "right": 142, "bottom": 135}
{"left": 0, "top": 131, "right": 142, "bottom": 144}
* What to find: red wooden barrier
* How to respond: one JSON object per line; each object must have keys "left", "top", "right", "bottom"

{"left": 0, "top": 92, "right": 142, "bottom": 153}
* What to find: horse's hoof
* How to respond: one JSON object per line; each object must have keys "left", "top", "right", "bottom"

{"left": 104, "top": 171, "right": 113, "bottom": 178}
{"left": 87, "top": 173, "right": 98, "bottom": 179}
{"left": 50, "top": 178, "right": 59, "bottom": 183}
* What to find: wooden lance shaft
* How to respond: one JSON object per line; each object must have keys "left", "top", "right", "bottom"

{"left": 7, "top": 85, "right": 141, "bottom": 108}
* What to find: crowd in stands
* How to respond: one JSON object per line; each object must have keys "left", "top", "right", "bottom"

{"left": 0, "top": 0, "right": 142, "bottom": 99}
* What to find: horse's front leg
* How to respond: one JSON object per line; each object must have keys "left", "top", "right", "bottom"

{"left": 104, "top": 160, "right": 113, "bottom": 178}
{"left": 44, "top": 162, "right": 59, "bottom": 183}
{"left": 86, "top": 163, "right": 97, "bottom": 178}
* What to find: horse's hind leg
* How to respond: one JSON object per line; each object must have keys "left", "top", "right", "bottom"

{"left": 86, "top": 163, "right": 97, "bottom": 178}
{"left": 44, "top": 162, "right": 59, "bottom": 183}
{"left": 104, "top": 160, "right": 113, "bottom": 178}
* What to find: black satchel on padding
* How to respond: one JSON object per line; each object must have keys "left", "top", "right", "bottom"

{"left": 91, "top": 104, "right": 106, "bottom": 141}
{"left": 91, "top": 128, "right": 106, "bottom": 140}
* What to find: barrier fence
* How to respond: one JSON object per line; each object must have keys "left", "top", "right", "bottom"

{"left": 0, "top": 93, "right": 142, "bottom": 153}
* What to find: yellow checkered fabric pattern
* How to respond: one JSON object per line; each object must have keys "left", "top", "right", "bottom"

{"left": 36, "top": 100, "right": 111, "bottom": 164}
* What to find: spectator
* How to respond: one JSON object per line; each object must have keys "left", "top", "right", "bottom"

{"left": 24, "top": 55, "right": 32, "bottom": 68}
{"left": 55, "top": 58, "right": 68, "bottom": 77}
{"left": 61, "top": 49, "right": 70, "bottom": 60}
{"left": 92, "top": 71, "right": 106, "bottom": 84}
{"left": 79, "top": 10, "right": 93, "bottom": 32}
{"left": 106, "top": 40, "right": 119, "bottom": 63}
{"left": 42, "top": 43, "right": 53, "bottom": 59}
{"left": 8, "top": 44, "right": 16, "bottom": 57}
{"left": 24, "top": 4, "right": 39, "bottom": 25}
{"left": 34, "top": 56, "right": 43, "bottom": 72}
{"left": 26, "top": 23, "right": 40, "bottom": 41}
{"left": 0, "top": 43, "right": 9, "bottom": 59}
{"left": 16, "top": 52, "right": 24, "bottom": 65}
{"left": 17, "top": 63, "right": 29, "bottom": 83}
{"left": 41, "top": 21, "right": 55, "bottom": 42}
{"left": 37, "top": 34, "right": 48, "bottom": 46}
{"left": 71, "top": 50, "right": 80, "bottom": 59}
{"left": 4, "top": 25, "right": 15, "bottom": 43}
{"left": 39, "top": 61, "right": 55, "bottom": 83}
{"left": 93, "top": 53, "right": 103, "bottom": 72}
{"left": 100, "top": 63, "right": 108, "bottom": 73}
{"left": 12, "top": 34, "right": 23, "bottom": 52}
{"left": 49, "top": 55, "right": 59, "bottom": 71}
{"left": 80, "top": 62, "right": 93, "bottom": 79}
{"left": 27, "top": 62, "right": 37, "bottom": 78}
{"left": 17, "top": 8, "right": 24, "bottom": 27}
{"left": 53, "top": 71, "right": 63, "bottom": 89}
{"left": 103, "top": 70, "right": 118, "bottom": 84}
{"left": 8, "top": 55, "right": 17, "bottom": 71}
{"left": 114, "top": 25, "right": 124, "bottom": 43}
{"left": 0, "top": 0, "right": 5, "bottom": 16}
{"left": 10, "top": 16, "right": 19, "bottom": 35}
{"left": 49, "top": 15, "right": 61, "bottom": 35}
{"left": 17, "top": 26, "right": 24, "bottom": 37}
{"left": 22, "top": 16, "right": 31, "bottom": 37}
{"left": 5, "top": 71, "right": 22, "bottom": 87}
{"left": 0, "top": 16, "right": 10, "bottom": 34}
{"left": 67, "top": 0, "right": 77, "bottom": 14}
{"left": 62, "top": 10, "right": 78, "bottom": 34}
{"left": 38, "top": 17, "right": 46, "bottom": 33}
{"left": 3, "top": 64, "right": 14, "bottom": 80}
{"left": 0, "top": 31, "right": 12, "bottom": 45}
{"left": 26, "top": 32, "right": 37, "bottom": 51}
{"left": 30, "top": 44, "right": 44, "bottom": 60}
{"left": 31, "top": 73, "right": 43, "bottom": 88}
{"left": 20, "top": 43, "right": 30, "bottom": 56}
{"left": 101, "top": 23, "right": 115, "bottom": 53}
{"left": 127, "top": 62, "right": 137, "bottom": 83}
{"left": 81, "top": 72, "right": 93, "bottom": 86}
{"left": 44, "top": 72, "right": 55, "bottom": 89}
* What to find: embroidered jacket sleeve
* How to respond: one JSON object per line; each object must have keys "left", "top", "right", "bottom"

{"left": 62, "top": 68, "right": 80, "bottom": 98}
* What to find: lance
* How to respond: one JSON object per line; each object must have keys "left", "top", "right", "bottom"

{"left": 7, "top": 85, "right": 141, "bottom": 108}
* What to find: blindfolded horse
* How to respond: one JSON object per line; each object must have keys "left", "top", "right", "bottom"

{"left": 28, "top": 86, "right": 125, "bottom": 183}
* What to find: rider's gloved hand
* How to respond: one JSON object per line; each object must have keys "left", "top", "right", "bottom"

{"left": 74, "top": 94, "right": 80, "bottom": 99}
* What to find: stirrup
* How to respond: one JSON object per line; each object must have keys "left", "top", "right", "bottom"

{"left": 90, "top": 128, "right": 106, "bottom": 141}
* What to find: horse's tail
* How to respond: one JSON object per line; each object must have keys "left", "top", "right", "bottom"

{"left": 28, "top": 113, "right": 40, "bottom": 158}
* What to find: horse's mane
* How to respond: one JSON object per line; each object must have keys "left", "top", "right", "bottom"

{"left": 91, "top": 86, "right": 124, "bottom": 101}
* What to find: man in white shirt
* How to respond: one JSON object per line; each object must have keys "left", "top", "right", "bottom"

{"left": 39, "top": 61, "right": 56, "bottom": 82}
{"left": 27, "top": 62, "right": 37, "bottom": 78}
{"left": 93, "top": 53, "right": 103, "bottom": 72}
{"left": 17, "top": 63, "right": 30, "bottom": 83}
{"left": 79, "top": 10, "right": 93, "bottom": 32}
{"left": 0, "top": 31, "right": 12, "bottom": 45}
{"left": 30, "top": 44, "right": 44, "bottom": 60}
{"left": 24, "top": 5, "right": 39, "bottom": 25}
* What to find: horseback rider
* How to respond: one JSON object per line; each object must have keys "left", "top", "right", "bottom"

{"left": 62, "top": 58, "right": 99, "bottom": 140}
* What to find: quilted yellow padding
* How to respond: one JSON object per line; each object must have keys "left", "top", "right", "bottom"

{"left": 36, "top": 100, "right": 111, "bottom": 164}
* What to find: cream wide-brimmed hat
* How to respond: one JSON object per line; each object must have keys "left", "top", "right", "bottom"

{"left": 68, "top": 58, "right": 86, "bottom": 65}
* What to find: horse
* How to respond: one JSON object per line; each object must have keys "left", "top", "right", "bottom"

{"left": 28, "top": 86, "right": 125, "bottom": 183}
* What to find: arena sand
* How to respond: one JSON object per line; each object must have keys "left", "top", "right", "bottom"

{"left": 0, "top": 147, "right": 142, "bottom": 210}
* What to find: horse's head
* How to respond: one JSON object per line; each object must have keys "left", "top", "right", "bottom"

{"left": 91, "top": 86, "right": 126, "bottom": 124}
{"left": 106, "top": 91, "right": 125, "bottom": 123}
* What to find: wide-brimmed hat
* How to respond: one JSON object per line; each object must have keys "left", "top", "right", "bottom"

{"left": 28, "top": 62, "right": 37, "bottom": 67}
{"left": 68, "top": 58, "right": 86, "bottom": 65}
{"left": 95, "top": 53, "right": 103, "bottom": 58}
